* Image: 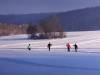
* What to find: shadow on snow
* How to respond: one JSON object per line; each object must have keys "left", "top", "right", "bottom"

{"left": 0, "top": 57, "right": 100, "bottom": 71}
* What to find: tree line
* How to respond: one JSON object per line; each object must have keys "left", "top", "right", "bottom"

{"left": 0, "top": 23, "right": 27, "bottom": 36}
{"left": 27, "top": 16, "right": 66, "bottom": 39}
{"left": 0, "top": 16, "right": 66, "bottom": 39}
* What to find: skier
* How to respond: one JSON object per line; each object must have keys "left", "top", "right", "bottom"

{"left": 66, "top": 43, "right": 71, "bottom": 52}
{"left": 27, "top": 44, "right": 31, "bottom": 51}
{"left": 73, "top": 43, "right": 78, "bottom": 52}
{"left": 47, "top": 42, "right": 52, "bottom": 51}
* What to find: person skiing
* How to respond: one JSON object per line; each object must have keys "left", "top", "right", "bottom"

{"left": 73, "top": 43, "right": 78, "bottom": 52}
{"left": 66, "top": 43, "right": 71, "bottom": 52}
{"left": 27, "top": 44, "right": 31, "bottom": 51}
{"left": 47, "top": 42, "right": 52, "bottom": 51}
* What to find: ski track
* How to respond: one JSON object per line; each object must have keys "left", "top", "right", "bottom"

{"left": 0, "top": 31, "right": 100, "bottom": 51}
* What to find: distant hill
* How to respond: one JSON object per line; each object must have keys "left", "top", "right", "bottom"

{"left": 1, "top": 6, "right": 100, "bottom": 31}
{"left": 57, "top": 6, "right": 100, "bottom": 31}
{"left": 0, "top": 13, "right": 55, "bottom": 24}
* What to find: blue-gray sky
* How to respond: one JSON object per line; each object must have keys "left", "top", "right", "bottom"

{"left": 1, "top": 0, "right": 100, "bottom": 14}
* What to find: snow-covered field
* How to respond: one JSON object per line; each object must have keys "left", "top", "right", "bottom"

{"left": 0, "top": 31, "right": 100, "bottom": 75}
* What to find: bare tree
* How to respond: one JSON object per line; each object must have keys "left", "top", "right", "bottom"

{"left": 27, "top": 24, "right": 37, "bottom": 34}
{"left": 39, "top": 16, "right": 66, "bottom": 38}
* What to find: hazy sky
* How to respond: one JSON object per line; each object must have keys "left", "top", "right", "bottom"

{"left": 1, "top": 0, "right": 100, "bottom": 14}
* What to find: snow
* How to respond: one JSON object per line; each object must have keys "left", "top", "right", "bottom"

{"left": 0, "top": 52, "right": 100, "bottom": 75}
{"left": 1, "top": 31, "right": 100, "bottom": 52}
{"left": 0, "top": 31, "right": 100, "bottom": 75}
